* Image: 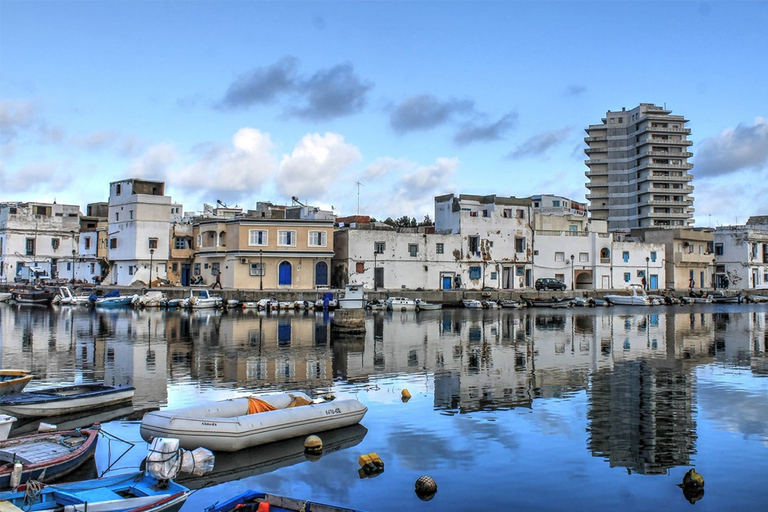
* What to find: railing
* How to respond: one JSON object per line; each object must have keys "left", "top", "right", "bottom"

{"left": 536, "top": 230, "right": 589, "bottom": 237}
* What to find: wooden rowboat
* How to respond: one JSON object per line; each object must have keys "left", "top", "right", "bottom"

{"left": 0, "top": 428, "right": 99, "bottom": 489}
{"left": 0, "top": 383, "right": 135, "bottom": 418}
{"left": 0, "top": 370, "right": 33, "bottom": 396}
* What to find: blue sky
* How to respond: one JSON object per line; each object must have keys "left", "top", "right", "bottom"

{"left": 2, "top": 1, "right": 767, "bottom": 226}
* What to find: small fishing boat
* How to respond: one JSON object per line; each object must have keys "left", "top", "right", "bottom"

{"left": 385, "top": 297, "right": 416, "bottom": 311}
{"left": 482, "top": 300, "right": 500, "bottom": 309}
{"left": 92, "top": 290, "right": 138, "bottom": 308}
{"left": 338, "top": 285, "right": 367, "bottom": 309}
{"left": 711, "top": 292, "right": 743, "bottom": 304}
{"left": 0, "top": 383, "right": 135, "bottom": 418}
{"left": 0, "top": 428, "right": 99, "bottom": 489}
{"left": 0, "top": 370, "right": 34, "bottom": 396}
{"left": 257, "top": 297, "right": 279, "bottom": 310}
{"left": 0, "top": 415, "right": 15, "bottom": 441}
{"left": 54, "top": 286, "right": 90, "bottom": 306}
{"left": 0, "top": 292, "right": 12, "bottom": 303}
{"left": 293, "top": 300, "right": 313, "bottom": 310}
{"left": 136, "top": 290, "right": 168, "bottom": 308}
{"left": 414, "top": 298, "right": 441, "bottom": 311}
{"left": 140, "top": 392, "right": 367, "bottom": 452}
{"left": 525, "top": 297, "right": 574, "bottom": 308}
{"left": 499, "top": 299, "right": 526, "bottom": 308}
{"left": 205, "top": 489, "right": 366, "bottom": 512}
{"left": 10, "top": 288, "right": 55, "bottom": 305}
{"left": 365, "top": 299, "right": 387, "bottom": 311}
{"left": 0, "top": 471, "right": 190, "bottom": 512}
{"left": 604, "top": 284, "right": 653, "bottom": 306}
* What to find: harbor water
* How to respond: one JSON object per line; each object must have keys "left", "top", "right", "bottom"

{"left": 1, "top": 303, "right": 767, "bottom": 511}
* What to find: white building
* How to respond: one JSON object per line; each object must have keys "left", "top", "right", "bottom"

{"left": 713, "top": 218, "right": 768, "bottom": 289}
{"left": 435, "top": 194, "right": 533, "bottom": 290}
{"left": 609, "top": 237, "right": 666, "bottom": 291}
{"left": 105, "top": 179, "right": 172, "bottom": 286}
{"left": 0, "top": 201, "right": 80, "bottom": 282}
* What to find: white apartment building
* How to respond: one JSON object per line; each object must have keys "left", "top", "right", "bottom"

{"left": 713, "top": 218, "right": 768, "bottom": 289}
{"left": 0, "top": 201, "right": 80, "bottom": 282}
{"left": 106, "top": 179, "right": 172, "bottom": 286}
{"left": 585, "top": 103, "right": 695, "bottom": 232}
{"left": 435, "top": 194, "right": 533, "bottom": 290}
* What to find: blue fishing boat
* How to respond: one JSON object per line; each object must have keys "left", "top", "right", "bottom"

{"left": 0, "top": 471, "right": 190, "bottom": 512}
{"left": 91, "top": 289, "right": 138, "bottom": 308}
{"left": 206, "top": 490, "right": 366, "bottom": 512}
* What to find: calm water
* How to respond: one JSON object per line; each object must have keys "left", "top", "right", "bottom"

{"left": 1, "top": 303, "right": 767, "bottom": 511}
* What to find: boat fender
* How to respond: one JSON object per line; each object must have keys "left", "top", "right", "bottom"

{"left": 256, "top": 501, "right": 270, "bottom": 512}
{"left": 401, "top": 389, "right": 411, "bottom": 402}
{"left": 10, "top": 460, "right": 23, "bottom": 487}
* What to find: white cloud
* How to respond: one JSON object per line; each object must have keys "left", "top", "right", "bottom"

{"left": 695, "top": 117, "right": 768, "bottom": 178}
{"left": 128, "top": 143, "right": 177, "bottom": 179}
{"left": 364, "top": 157, "right": 412, "bottom": 180}
{"left": 276, "top": 132, "right": 361, "bottom": 199}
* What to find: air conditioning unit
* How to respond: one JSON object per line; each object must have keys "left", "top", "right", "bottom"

{"left": 240, "top": 258, "right": 247, "bottom": 264}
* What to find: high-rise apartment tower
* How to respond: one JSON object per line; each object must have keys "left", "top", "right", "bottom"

{"left": 584, "top": 103, "right": 694, "bottom": 232}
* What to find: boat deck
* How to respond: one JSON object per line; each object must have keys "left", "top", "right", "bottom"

{"left": 0, "top": 434, "right": 85, "bottom": 465}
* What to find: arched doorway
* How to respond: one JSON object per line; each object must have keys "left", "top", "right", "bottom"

{"left": 278, "top": 261, "right": 292, "bottom": 286}
{"left": 315, "top": 261, "right": 328, "bottom": 287}
{"left": 575, "top": 270, "right": 593, "bottom": 290}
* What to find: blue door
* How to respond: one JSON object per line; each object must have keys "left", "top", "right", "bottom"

{"left": 315, "top": 262, "right": 328, "bottom": 286}
{"left": 181, "top": 265, "right": 190, "bottom": 286}
{"left": 279, "top": 261, "right": 292, "bottom": 286}
{"left": 442, "top": 276, "right": 452, "bottom": 290}
{"left": 650, "top": 274, "right": 658, "bottom": 290}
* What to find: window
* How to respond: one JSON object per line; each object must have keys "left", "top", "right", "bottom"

{"left": 128, "top": 266, "right": 134, "bottom": 276}
{"left": 637, "top": 270, "right": 645, "bottom": 277}
{"left": 172, "top": 263, "right": 178, "bottom": 272}
{"left": 84, "top": 237, "right": 91, "bottom": 250}
{"left": 278, "top": 230, "right": 296, "bottom": 246}
{"left": 211, "top": 262, "right": 220, "bottom": 276}
{"left": 516, "top": 209, "right": 525, "bottom": 219}
{"left": 516, "top": 266, "right": 524, "bottom": 276}
{"left": 356, "top": 262, "right": 365, "bottom": 273}
{"left": 197, "top": 234, "right": 202, "bottom": 247}
{"left": 115, "top": 212, "right": 119, "bottom": 222}
{"left": 249, "top": 263, "right": 265, "bottom": 276}
{"left": 174, "top": 238, "right": 188, "bottom": 250}
{"left": 89, "top": 262, "right": 95, "bottom": 273}
{"left": 309, "top": 231, "right": 327, "bottom": 247}
{"left": 408, "top": 244, "right": 418, "bottom": 257}
{"left": 554, "top": 273, "right": 565, "bottom": 282}
{"left": 579, "top": 252, "right": 589, "bottom": 262}
{"left": 436, "top": 243, "right": 444, "bottom": 254}
{"left": 116, "top": 183, "right": 121, "bottom": 195}
{"left": 110, "top": 238, "right": 118, "bottom": 249}
{"left": 515, "top": 237, "right": 525, "bottom": 253}
{"left": 623, "top": 251, "right": 630, "bottom": 262}
{"left": 194, "top": 263, "right": 201, "bottom": 276}
{"left": 51, "top": 238, "right": 60, "bottom": 250}
{"left": 148, "top": 238, "right": 158, "bottom": 249}
{"left": 555, "top": 252, "right": 565, "bottom": 262}
{"left": 490, "top": 272, "right": 497, "bottom": 280}
{"left": 503, "top": 209, "right": 512, "bottom": 218}
{"left": 482, "top": 210, "right": 489, "bottom": 217}
{"left": 552, "top": 200, "right": 561, "bottom": 207}
{"left": 569, "top": 225, "right": 578, "bottom": 232}
{"left": 469, "top": 266, "right": 481, "bottom": 279}
{"left": 650, "top": 251, "right": 657, "bottom": 262}
{"left": 25, "top": 238, "right": 35, "bottom": 255}
{"left": 129, "top": 210, "right": 133, "bottom": 220}
{"left": 624, "top": 272, "right": 631, "bottom": 283}
{"left": 715, "top": 243, "right": 723, "bottom": 256}
{"left": 374, "top": 241, "right": 385, "bottom": 254}
{"left": 468, "top": 236, "right": 479, "bottom": 255}
{"left": 249, "top": 230, "right": 267, "bottom": 246}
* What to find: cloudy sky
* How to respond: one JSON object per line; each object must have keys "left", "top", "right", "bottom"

{"left": 2, "top": 1, "right": 767, "bottom": 226}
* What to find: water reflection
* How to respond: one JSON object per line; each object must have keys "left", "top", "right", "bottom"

{"left": 2, "top": 303, "right": 768, "bottom": 486}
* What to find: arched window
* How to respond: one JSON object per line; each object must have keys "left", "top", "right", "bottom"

{"left": 600, "top": 248, "right": 610, "bottom": 263}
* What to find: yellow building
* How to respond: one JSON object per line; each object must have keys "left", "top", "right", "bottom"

{"left": 193, "top": 215, "right": 334, "bottom": 289}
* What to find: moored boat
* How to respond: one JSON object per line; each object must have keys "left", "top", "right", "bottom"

{"left": 525, "top": 297, "right": 574, "bottom": 308}
{"left": 386, "top": 296, "right": 416, "bottom": 311}
{"left": 0, "top": 428, "right": 99, "bottom": 489}
{"left": 0, "top": 292, "right": 12, "bottom": 302}
{"left": 205, "top": 489, "right": 366, "bottom": 512}
{"left": 0, "top": 383, "right": 135, "bottom": 418}
{"left": 338, "top": 284, "right": 367, "bottom": 309}
{"left": 604, "top": 284, "right": 653, "bottom": 306}
{"left": 0, "top": 370, "right": 34, "bottom": 396}
{"left": 10, "top": 288, "right": 55, "bottom": 305}
{"left": 499, "top": 299, "right": 526, "bottom": 308}
{"left": 0, "top": 415, "right": 15, "bottom": 441}
{"left": 92, "top": 290, "right": 139, "bottom": 308}
{"left": 140, "top": 392, "right": 367, "bottom": 452}
{"left": 54, "top": 286, "right": 90, "bottom": 306}
{"left": 414, "top": 298, "right": 441, "bottom": 311}
{"left": 461, "top": 298, "right": 483, "bottom": 309}
{"left": 136, "top": 290, "right": 168, "bottom": 308}
{"left": 0, "top": 471, "right": 190, "bottom": 512}
{"left": 188, "top": 289, "right": 223, "bottom": 309}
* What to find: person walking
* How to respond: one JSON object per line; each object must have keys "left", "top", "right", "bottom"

{"left": 212, "top": 271, "right": 222, "bottom": 289}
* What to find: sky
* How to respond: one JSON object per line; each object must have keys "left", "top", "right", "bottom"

{"left": 1, "top": 1, "right": 767, "bottom": 227}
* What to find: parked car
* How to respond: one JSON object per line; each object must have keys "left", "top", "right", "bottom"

{"left": 535, "top": 278, "right": 567, "bottom": 291}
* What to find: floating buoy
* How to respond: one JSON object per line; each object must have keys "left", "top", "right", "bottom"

{"left": 678, "top": 468, "right": 705, "bottom": 504}
{"left": 304, "top": 435, "right": 323, "bottom": 455}
{"left": 357, "top": 452, "right": 384, "bottom": 477}
{"left": 415, "top": 475, "right": 437, "bottom": 501}
{"left": 401, "top": 389, "right": 411, "bottom": 403}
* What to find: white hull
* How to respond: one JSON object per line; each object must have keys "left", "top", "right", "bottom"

{"left": 0, "top": 389, "right": 135, "bottom": 418}
{"left": 386, "top": 297, "right": 416, "bottom": 311}
{"left": 0, "top": 293, "right": 12, "bottom": 302}
{"left": 140, "top": 392, "right": 367, "bottom": 452}
{"left": 339, "top": 298, "right": 367, "bottom": 309}
{"left": 604, "top": 296, "right": 650, "bottom": 306}
{"left": 462, "top": 299, "right": 483, "bottom": 309}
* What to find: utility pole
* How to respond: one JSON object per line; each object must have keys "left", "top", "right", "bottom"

{"left": 356, "top": 181, "right": 364, "bottom": 216}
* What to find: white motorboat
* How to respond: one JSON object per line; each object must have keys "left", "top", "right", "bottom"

{"left": 257, "top": 297, "right": 279, "bottom": 310}
{"left": 499, "top": 299, "right": 526, "bottom": 308}
{"left": 0, "top": 292, "right": 12, "bottom": 303}
{"left": 414, "top": 298, "right": 441, "bottom": 311}
{"left": 140, "top": 392, "right": 368, "bottom": 452}
{"left": 188, "top": 289, "right": 223, "bottom": 309}
{"left": 604, "top": 284, "right": 653, "bottom": 306}
{"left": 462, "top": 299, "right": 483, "bottom": 309}
{"left": 339, "top": 284, "right": 367, "bottom": 309}
{"left": 54, "top": 286, "right": 90, "bottom": 306}
{"left": 386, "top": 296, "right": 416, "bottom": 311}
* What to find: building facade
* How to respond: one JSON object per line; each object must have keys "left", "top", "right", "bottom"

{"left": 633, "top": 228, "right": 714, "bottom": 290}
{"left": 713, "top": 219, "right": 768, "bottom": 289}
{"left": 585, "top": 103, "right": 695, "bottom": 232}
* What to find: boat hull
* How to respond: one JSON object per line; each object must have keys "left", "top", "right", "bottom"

{"left": 604, "top": 296, "right": 650, "bottom": 306}
{"left": 140, "top": 393, "right": 367, "bottom": 452}
{"left": 0, "top": 370, "right": 33, "bottom": 396}
{"left": 207, "top": 490, "right": 365, "bottom": 512}
{"left": 0, "top": 384, "right": 135, "bottom": 418}
{"left": 0, "top": 428, "right": 99, "bottom": 489}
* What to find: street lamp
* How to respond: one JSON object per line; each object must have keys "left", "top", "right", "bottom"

{"left": 374, "top": 251, "right": 378, "bottom": 291}
{"left": 645, "top": 256, "right": 650, "bottom": 290}
{"left": 71, "top": 249, "right": 76, "bottom": 284}
{"left": 570, "top": 254, "right": 574, "bottom": 290}
{"left": 259, "top": 249, "right": 263, "bottom": 290}
{"left": 149, "top": 248, "right": 155, "bottom": 289}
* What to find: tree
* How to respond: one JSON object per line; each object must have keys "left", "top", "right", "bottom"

{"left": 419, "top": 215, "right": 434, "bottom": 227}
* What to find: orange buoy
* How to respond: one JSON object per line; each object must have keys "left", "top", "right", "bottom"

{"left": 256, "top": 501, "right": 270, "bottom": 512}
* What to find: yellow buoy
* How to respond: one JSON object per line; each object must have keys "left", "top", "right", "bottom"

{"left": 304, "top": 435, "right": 323, "bottom": 454}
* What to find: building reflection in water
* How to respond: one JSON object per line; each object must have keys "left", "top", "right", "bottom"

{"left": 2, "top": 304, "right": 767, "bottom": 478}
